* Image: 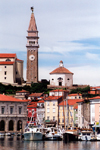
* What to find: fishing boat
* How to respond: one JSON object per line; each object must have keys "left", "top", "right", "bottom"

{"left": 23, "top": 123, "right": 43, "bottom": 141}
{"left": 63, "top": 127, "right": 78, "bottom": 142}
{"left": 44, "top": 127, "right": 63, "bottom": 140}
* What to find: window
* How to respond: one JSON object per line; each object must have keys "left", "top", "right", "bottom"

{"left": 4, "top": 66, "right": 6, "bottom": 68}
{"left": 47, "top": 108, "right": 49, "bottom": 113}
{"left": 52, "top": 78, "right": 54, "bottom": 80}
{"left": 47, "top": 102, "right": 49, "bottom": 106}
{"left": 10, "top": 107, "right": 13, "bottom": 114}
{"left": 59, "top": 112, "right": 60, "bottom": 116}
{"left": 4, "top": 71, "right": 7, "bottom": 75}
{"left": 53, "top": 108, "right": 55, "bottom": 113}
{"left": 53, "top": 116, "right": 55, "bottom": 121}
{"left": 59, "top": 119, "right": 60, "bottom": 123}
{"left": 62, "top": 119, "right": 64, "bottom": 123}
{"left": 47, "top": 116, "right": 49, "bottom": 120}
{"left": 53, "top": 102, "right": 55, "bottom": 106}
{"left": 19, "top": 107, "right": 22, "bottom": 114}
{"left": 1, "top": 107, "right": 5, "bottom": 114}
{"left": 4, "top": 77, "right": 6, "bottom": 80}
{"left": 82, "top": 117, "right": 84, "bottom": 124}
{"left": 6, "top": 58, "right": 11, "bottom": 61}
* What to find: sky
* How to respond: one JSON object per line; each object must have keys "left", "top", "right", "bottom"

{"left": 0, "top": 0, "right": 100, "bottom": 86}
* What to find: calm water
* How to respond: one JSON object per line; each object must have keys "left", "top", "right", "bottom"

{"left": 0, "top": 136, "right": 100, "bottom": 150}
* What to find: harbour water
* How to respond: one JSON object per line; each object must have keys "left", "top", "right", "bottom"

{"left": 0, "top": 136, "right": 100, "bottom": 150}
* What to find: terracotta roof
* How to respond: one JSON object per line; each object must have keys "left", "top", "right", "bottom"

{"left": 27, "top": 102, "right": 37, "bottom": 108}
{"left": 68, "top": 99, "right": 83, "bottom": 105}
{"left": 50, "top": 89, "right": 68, "bottom": 92}
{"left": 90, "top": 86, "right": 100, "bottom": 91}
{"left": 59, "top": 99, "right": 83, "bottom": 106}
{"left": 29, "top": 93, "right": 43, "bottom": 97}
{"left": 0, "top": 62, "right": 14, "bottom": 65}
{"left": 44, "top": 96, "right": 62, "bottom": 101}
{"left": 28, "top": 12, "right": 37, "bottom": 31}
{"left": 0, "top": 53, "right": 16, "bottom": 58}
{"left": 16, "top": 90, "right": 29, "bottom": 93}
{"left": 59, "top": 101, "right": 67, "bottom": 106}
{"left": 74, "top": 103, "right": 78, "bottom": 109}
{"left": 16, "top": 58, "right": 23, "bottom": 62}
{"left": 89, "top": 96, "right": 100, "bottom": 100}
{"left": 68, "top": 93, "right": 82, "bottom": 96}
{"left": 0, "top": 94, "right": 28, "bottom": 102}
{"left": 50, "top": 67, "right": 73, "bottom": 74}
{"left": 37, "top": 100, "right": 44, "bottom": 103}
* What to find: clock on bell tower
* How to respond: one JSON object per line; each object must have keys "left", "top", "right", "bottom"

{"left": 26, "top": 7, "right": 39, "bottom": 83}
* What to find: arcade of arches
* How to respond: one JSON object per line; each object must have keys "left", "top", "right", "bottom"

{"left": 0, "top": 118, "right": 26, "bottom": 133}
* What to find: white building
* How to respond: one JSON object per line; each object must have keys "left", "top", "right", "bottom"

{"left": 0, "top": 53, "right": 23, "bottom": 85}
{"left": 49, "top": 61, "right": 73, "bottom": 88}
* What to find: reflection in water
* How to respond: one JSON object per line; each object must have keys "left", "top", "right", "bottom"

{"left": 0, "top": 136, "right": 100, "bottom": 150}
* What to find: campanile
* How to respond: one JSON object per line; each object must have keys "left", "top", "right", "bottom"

{"left": 26, "top": 7, "right": 39, "bottom": 83}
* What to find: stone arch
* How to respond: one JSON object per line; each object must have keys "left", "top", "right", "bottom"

{"left": 0, "top": 120, "right": 5, "bottom": 131}
{"left": 17, "top": 120, "right": 22, "bottom": 131}
{"left": 9, "top": 120, "right": 14, "bottom": 131}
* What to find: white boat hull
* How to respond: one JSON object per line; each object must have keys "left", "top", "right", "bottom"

{"left": 24, "top": 132, "right": 43, "bottom": 141}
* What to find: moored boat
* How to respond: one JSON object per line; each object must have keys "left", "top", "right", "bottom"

{"left": 23, "top": 123, "right": 43, "bottom": 141}
{"left": 78, "top": 129, "right": 95, "bottom": 141}
{"left": 44, "top": 127, "right": 63, "bottom": 140}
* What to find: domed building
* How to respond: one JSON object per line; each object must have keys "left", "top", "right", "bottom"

{"left": 49, "top": 61, "right": 74, "bottom": 88}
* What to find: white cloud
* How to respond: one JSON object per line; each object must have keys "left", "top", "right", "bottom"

{"left": 86, "top": 52, "right": 100, "bottom": 60}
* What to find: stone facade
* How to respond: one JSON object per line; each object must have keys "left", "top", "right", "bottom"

{"left": 26, "top": 8, "right": 39, "bottom": 83}
{"left": 0, "top": 94, "right": 28, "bottom": 133}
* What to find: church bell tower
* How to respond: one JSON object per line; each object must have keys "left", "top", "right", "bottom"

{"left": 26, "top": 7, "right": 39, "bottom": 83}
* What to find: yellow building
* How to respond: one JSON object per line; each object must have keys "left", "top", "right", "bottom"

{"left": 44, "top": 96, "right": 62, "bottom": 127}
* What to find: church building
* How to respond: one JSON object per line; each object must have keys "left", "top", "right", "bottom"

{"left": 49, "top": 60, "right": 73, "bottom": 88}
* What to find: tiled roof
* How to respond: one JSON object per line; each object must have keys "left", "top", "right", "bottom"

{"left": 0, "top": 94, "right": 28, "bottom": 102}
{"left": 89, "top": 96, "right": 100, "bottom": 100}
{"left": 28, "top": 12, "right": 37, "bottom": 31}
{"left": 27, "top": 102, "right": 37, "bottom": 108}
{"left": 0, "top": 62, "right": 14, "bottom": 65}
{"left": 68, "top": 93, "right": 82, "bottom": 96}
{"left": 90, "top": 86, "right": 100, "bottom": 90}
{"left": 50, "top": 67, "right": 73, "bottom": 74}
{"left": 16, "top": 90, "right": 29, "bottom": 93}
{"left": 44, "top": 96, "right": 62, "bottom": 101}
{"left": 0, "top": 53, "right": 16, "bottom": 58}
{"left": 50, "top": 89, "right": 68, "bottom": 92}
{"left": 68, "top": 99, "right": 83, "bottom": 105}
{"left": 37, "top": 100, "right": 44, "bottom": 103}
{"left": 16, "top": 58, "right": 23, "bottom": 62}
{"left": 29, "top": 93, "right": 43, "bottom": 97}
{"left": 59, "top": 99, "right": 83, "bottom": 106}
